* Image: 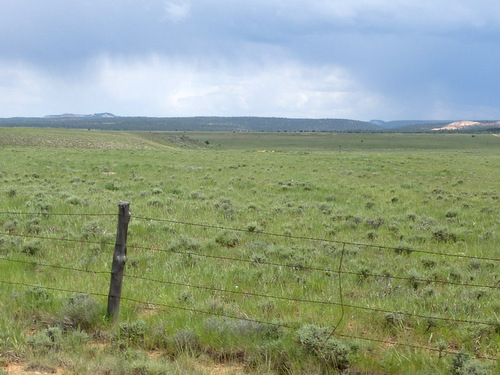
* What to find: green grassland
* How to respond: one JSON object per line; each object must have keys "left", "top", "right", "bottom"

{"left": 0, "top": 127, "right": 499, "bottom": 374}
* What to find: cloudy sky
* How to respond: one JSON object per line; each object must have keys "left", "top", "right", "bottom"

{"left": 1, "top": 0, "right": 500, "bottom": 120}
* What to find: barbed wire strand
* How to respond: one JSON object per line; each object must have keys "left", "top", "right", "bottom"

{"left": 1, "top": 210, "right": 498, "bottom": 262}
{"left": 1, "top": 231, "right": 498, "bottom": 291}
{"left": 127, "top": 243, "right": 500, "bottom": 290}
{"left": 0, "top": 256, "right": 110, "bottom": 276}
{"left": 0, "top": 279, "right": 496, "bottom": 362}
{"left": 0, "top": 255, "right": 496, "bottom": 328}
{"left": 133, "top": 215, "right": 500, "bottom": 263}
{"left": 332, "top": 332, "right": 497, "bottom": 361}
{"left": 0, "top": 211, "right": 115, "bottom": 217}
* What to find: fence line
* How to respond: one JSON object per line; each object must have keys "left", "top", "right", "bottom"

{"left": 1, "top": 278, "right": 496, "bottom": 362}
{"left": 1, "top": 231, "right": 499, "bottom": 290}
{"left": 0, "top": 209, "right": 498, "bottom": 363}
{"left": 0, "top": 255, "right": 497, "bottom": 328}
{"left": 0, "top": 211, "right": 115, "bottom": 217}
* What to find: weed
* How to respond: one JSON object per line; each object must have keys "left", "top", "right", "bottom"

{"left": 173, "top": 329, "right": 202, "bottom": 353}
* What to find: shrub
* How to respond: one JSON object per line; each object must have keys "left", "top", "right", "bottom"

{"left": 24, "top": 286, "right": 52, "bottom": 307}
{"left": 3, "top": 220, "right": 18, "bottom": 234}
{"left": 394, "top": 242, "right": 413, "bottom": 255}
{"left": 147, "top": 199, "right": 163, "bottom": 207}
{"left": 27, "top": 326, "right": 63, "bottom": 354}
{"left": 451, "top": 351, "right": 492, "bottom": 375}
{"left": 62, "top": 294, "right": 101, "bottom": 330}
{"left": 433, "top": 228, "right": 458, "bottom": 243}
{"left": 66, "top": 195, "right": 83, "bottom": 205}
{"left": 169, "top": 236, "right": 200, "bottom": 251}
{"left": 365, "top": 217, "right": 385, "bottom": 229}
{"left": 152, "top": 188, "right": 163, "bottom": 195}
{"left": 247, "top": 222, "right": 263, "bottom": 233}
{"left": 407, "top": 269, "right": 423, "bottom": 290}
{"left": 296, "top": 324, "right": 350, "bottom": 371}
{"left": 421, "top": 258, "right": 437, "bottom": 268}
{"left": 105, "top": 182, "right": 119, "bottom": 191}
{"left": 21, "top": 240, "right": 42, "bottom": 256}
{"left": 384, "top": 312, "right": 409, "bottom": 329}
{"left": 215, "top": 231, "right": 241, "bottom": 247}
{"left": 119, "top": 320, "right": 147, "bottom": 344}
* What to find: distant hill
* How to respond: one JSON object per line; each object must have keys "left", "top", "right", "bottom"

{"left": 1, "top": 116, "right": 498, "bottom": 133}
{"left": 44, "top": 113, "right": 117, "bottom": 119}
{"left": 0, "top": 116, "right": 381, "bottom": 132}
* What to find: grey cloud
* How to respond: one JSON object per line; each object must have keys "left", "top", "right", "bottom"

{"left": 1, "top": 0, "right": 500, "bottom": 119}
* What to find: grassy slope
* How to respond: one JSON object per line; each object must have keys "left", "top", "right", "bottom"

{"left": 0, "top": 128, "right": 499, "bottom": 374}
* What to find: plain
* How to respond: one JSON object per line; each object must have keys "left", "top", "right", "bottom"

{"left": 0, "top": 128, "right": 499, "bottom": 374}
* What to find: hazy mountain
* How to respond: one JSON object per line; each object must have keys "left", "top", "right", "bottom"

{"left": 44, "top": 113, "right": 117, "bottom": 119}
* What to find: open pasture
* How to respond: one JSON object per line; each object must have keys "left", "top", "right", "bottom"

{"left": 0, "top": 128, "right": 499, "bottom": 374}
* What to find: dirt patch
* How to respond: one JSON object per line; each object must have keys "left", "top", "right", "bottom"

{"left": 192, "top": 361, "right": 246, "bottom": 375}
{"left": 4, "top": 363, "right": 64, "bottom": 375}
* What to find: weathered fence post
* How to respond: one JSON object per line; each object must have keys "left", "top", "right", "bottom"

{"left": 107, "top": 200, "right": 131, "bottom": 321}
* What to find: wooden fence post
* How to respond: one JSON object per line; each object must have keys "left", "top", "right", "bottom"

{"left": 107, "top": 200, "right": 131, "bottom": 321}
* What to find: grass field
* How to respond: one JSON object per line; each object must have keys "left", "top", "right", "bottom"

{"left": 0, "top": 127, "right": 499, "bottom": 374}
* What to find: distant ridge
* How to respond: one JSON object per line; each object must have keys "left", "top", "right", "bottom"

{"left": 1, "top": 116, "right": 498, "bottom": 133}
{"left": 432, "top": 120, "right": 500, "bottom": 131}
{"left": 1, "top": 116, "right": 381, "bottom": 132}
{"left": 44, "top": 112, "right": 116, "bottom": 119}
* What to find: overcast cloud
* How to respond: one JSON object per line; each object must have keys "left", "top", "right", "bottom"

{"left": 1, "top": 0, "right": 499, "bottom": 120}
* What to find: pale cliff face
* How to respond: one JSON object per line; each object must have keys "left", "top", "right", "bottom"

{"left": 433, "top": 120, "right": 500, "bottom": 131}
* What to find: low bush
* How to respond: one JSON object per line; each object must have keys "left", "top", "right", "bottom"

{"left": 61, "top": 294, "right": 101, "bottom": 331}
{"left": 296, "top": 324, "right": 350, "bottom": 372}
{"left": 27, "top": 326, "right": 63, "bottom": 354}
{"left": 215, "top": 231, "right": 241, "bottom": 248}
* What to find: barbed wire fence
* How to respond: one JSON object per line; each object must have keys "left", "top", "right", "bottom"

{"left": 0, "top": 203, "right": 498, "bottom": 363}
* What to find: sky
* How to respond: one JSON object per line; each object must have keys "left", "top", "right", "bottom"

{"left": 1, "top": 0, "right": 500, "bottom": 120}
